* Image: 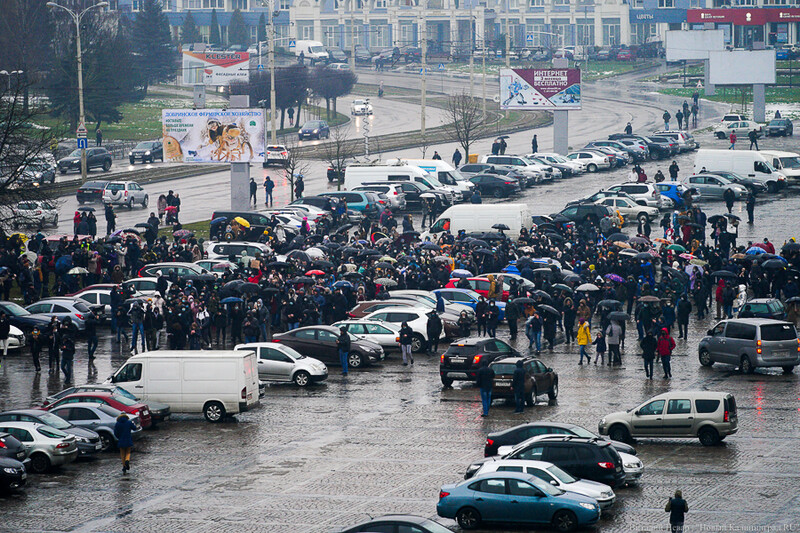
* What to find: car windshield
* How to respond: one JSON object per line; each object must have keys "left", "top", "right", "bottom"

{"left": 37, "top": 426, "right": 68, "bottom": 439}
{"left": 779, "top": 156, "right": 800, "bottom": 169}
{"left": 567, "top": 426, "right": 597, "bottom": 439}
{"left": 135, "top": 142, "right": 155, "bottom": 149}
{"left": 491, "top": 363, "right": 517, "bottom": 374}
{"left": 1, "top": 302, "right": 30, "bottom": 316}
{"left": 547, "top": 465, "right": 578, "bottom": 484}
{"left": 280, "top": 345, "right": 305, "bottom": 359}
{"left": 529, "top": 474, "right": 565, "bottom": 496}
{"left": 36, "top": 412, "right": 71, "bottom": 429}
{"left": 112, "top": 387, "right": 137, "bottom": 400}
{"left": 84, "top": 181, "right": 106, "bottom": 188}
{"left": 111, "top": 394, "right": 137, "bottom": 406}
{"left": 106, "top": 183, "right": 124, "bottom": 192}
{"left": 68, "top": 149, "right": 82, "bottom": 157}
{"left": 761, "top": 323, "right": 797, "bottom": 341}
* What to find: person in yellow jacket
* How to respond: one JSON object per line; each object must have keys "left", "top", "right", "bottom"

{"left": 576, "top": 318, "right": 592, "bottom": 365}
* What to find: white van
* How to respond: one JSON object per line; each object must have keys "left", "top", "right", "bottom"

{"left": 108, "top": 351, "right": 260, "bottom": 422}
{"left": 693, "top": 149, "right": 787, "bottom": 192}
{"left": 422, "top": 204, "right": 532, "bottom": 240}
{"left": 294, "top": 40, "right": 329, "bottom": 65}
{"left": 385, "top": 158, "right": 474, "bottom": 201}
{"left": 344, "top": 164, "right": 457, "bottom": 205}
{"left": 760, "top": 150, "right": 800, "bottom": 183}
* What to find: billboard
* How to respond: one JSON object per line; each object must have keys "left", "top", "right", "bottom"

{"left": 181, "top": 51, "right": 250, "bottom": 86}
{"left": 665, "top": 30, "right": 725, "bottom": 62}
{"left": 161, "top": 109, "right": 265, "bottom": 163}
{"left": 709, "top": 50, "right": 776, "bottom": 85}
{"left": 499, "top": 69, "right": 581, "bottom": 110}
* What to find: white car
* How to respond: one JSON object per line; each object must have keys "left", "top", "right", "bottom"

{"left": 350, "top": 98, "right": 373, "bottom": 116}
{"left": 682, "top": 174, "right": 748, "bottom": 200}
{"left": 475, "top": 459, "right": 616, "bottom": 509}
{"left": 326, "top": 62, "right": 350, "bottom": 70}
{"left": 6, "top": 324, "right": 25, "bottom": 350}
{"left": 532, "top": 152, "right": 586, "bottom": 173}
{"left": 362, "top": 306, "right": 431, "bottom": 353}
{"left": 206, "top": 241, "right": 272, "bottom": 261}
{"left": 264, "top": 145, "right": 289, "bottom": 167}
{"left": 619, "top": 451, "right": 644, "bottom": 485}
{"left": 11, "top": 200, "right": 58, "bottom": 228}
{"left": 480, "top": 154, "right": 553, "bottom": 181}
{"left": 652, "top": 130, "right": 698, "bottom": 152}
{"left": 721, "top": 113, "right": 748, "bottom": 124}
{"left": 566, "top": 151, "right": 611, "bottom": 172}
{"left": 122, "top": 277, "right": 171, "bottom": 297}
{"left": 595, "top": 196, "right": 659, "bottom": 224}
{"left": 332, "top": 320, "right": 401, "bottom": 351}
{"left": 234, "top": 342, "right": 328, "bottom": 387}
{"left": 0, "top": 421, "right": 78, "bottom": 473}
{"left": 103, "top": 181, "right": 148, "bottom": 209}
{"left": 714, "top": 120, "right": 763, "bottom": 140}
{"left": 605, "top": 182, "right": 664, "bottom": 209}
{"left": 389, "top": 289, "right": 475, "bottom": 319}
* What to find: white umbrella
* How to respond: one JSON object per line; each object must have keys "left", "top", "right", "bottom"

{"left": 576, "top": 283, "right": 600, "bottom": 292}
{"left": 68, "top": 266, "right": 89, "bottom": 275}
{"left": 305, "top": 247, "right": 326, "bottom": 259}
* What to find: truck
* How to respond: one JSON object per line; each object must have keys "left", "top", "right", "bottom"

{"left": 422, "top": 204, "right": 532, "bottom": 240}
{"left": 108, "top": 350, "right": 260, "bottom": 423}
{"left": 294, "top": 40, "right": 329, "bottom": 65}
{"left": 385, "top": 158, "right": 475, "bottom": 201}
{"left": 693, "top": 149, "right": 787, "bottom": 192}
{"left": 344, "top": 164, "right": 458, "bottom": 205}
{"left": 760, "top": 150, "right": 800, "bottom": 184}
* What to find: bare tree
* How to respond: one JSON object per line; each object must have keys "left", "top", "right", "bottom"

{"left": 321, "top": 125, "right": 356, "bottom": 191}
{"left": 443, "top": 92, "right": 483, "bottom": 158}
{"left": 282, "top": 137, "right": 311, "bottom": 202}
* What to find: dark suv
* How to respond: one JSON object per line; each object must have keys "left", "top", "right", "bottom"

{"left": 551, "top": 204, "right": 617, "bottom": 226}
{"left": 129, "top": 141, "right": 163, "bottom": 164}
{"left": 766, "top": 118, "right": 793, "bottom": 137}
{"left": 484, "top": 422, "right": 637, "bottom": 458}
{"left": 489, "top": 356, "right": 558, "bottom": 406}
{"left": 76, "top": 180, "right": 110, "bottom": 204}
{"left": 738, "top": 298, "right": 787, "bottom": 320}
{"left": 440, "top": 338, "right": 519, "bottom": 387}
{"left": 57, "top": 147, "right": 112, "bottom": 174}
{"left": 466, "top": 436, "right": 627, "bottom": 488}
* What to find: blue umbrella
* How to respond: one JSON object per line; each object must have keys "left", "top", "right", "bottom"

{"left": 220, "top": 297, "right": 243, "bottom": 304}
{"left": 332, "top": 280, "right": 353, "bottom": 290}
{"left": 55, "top": 256, "right": 73, "bottom": 274}
{"left": 451, "top": 269, "right": 473, "bottom": 278}
{"left": 501, "top": 264, "right": 520, "bottom": 275}
{"left": 211, "top": 217, "right": 227, "bottom": 225}
{"left": 746, "top": 246, "right": 767, "bottom": 255}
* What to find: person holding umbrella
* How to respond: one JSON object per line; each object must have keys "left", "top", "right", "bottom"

{"left": 525, "top": 310, "right": 542, "bottom": 354}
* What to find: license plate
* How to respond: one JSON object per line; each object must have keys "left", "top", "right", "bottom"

{"left": 450, "top": 357, "right": 466, "bottom": 363}
{"left": 16, "top": 452, "right": 25, "bottom": 459}
{"left": 496, "top": 380, "right": 511, "bottom": 386}
{"left": 95, "top": 443, "right": 102, "bottom": 450}
{"left": 21, "top": 473, "right": 27, "bottom": 480}
{"left": 448, "top": 372, "right": 468, "bottom": 379}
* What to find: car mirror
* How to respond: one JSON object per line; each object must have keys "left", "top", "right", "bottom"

{"left": 550, "top": 480, "right": 558, "bottom": 486}
{"left": 635, "top": 200, "right": 647, "bottom": 206}
{"left": 707, "top": 329, "right": 714, "bottom": 335}
{"left": 547, "top": 367, "right": 553, "bottom": 372}
{"left": 634, "top": 409, "right": 640, "bottom": 416}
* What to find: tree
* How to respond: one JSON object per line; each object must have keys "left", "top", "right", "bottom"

{"left": 321, "top": 125, "right": 356, "bottom": 190}
{"left": 443, "top": 92, "right": 483, "bottom": 157}
{"left": 274, "top": 65, "right": 310, "bottom": 128}
{"left": 228, "top": 9, "right": 249, "bottom": 48}
{"left": 209, "top": 9, "right": 221, "bottom": 46}
{"left": 282, "top": 137, "right": 310, "bottom": 202}
{"left": 180, "top": 11, "right": 201, "bottom": 45}
{"left": 310, "top": 66, "right": 357, "bottom": 119}
{"left": 132, "top": 0, "right": 174, "bottom": 95}
{"left": 257, "top": 13, "right": 267, "bottom": 47}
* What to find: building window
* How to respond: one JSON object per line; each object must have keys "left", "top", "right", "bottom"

{"left": 658, "top": 0, "right": 674, "bottom": 7}
{"left": 631, "top": 0, "right": 644, "bottom": 6}
{"left": 231, "top": 0, "right": 248, "bottom": 9}
{"left": 602, "top": 17, "right": 620, "bottom": 46}
{"left": 185, "top": 0, "right": 201, "bottom": 8}
{"left": 399, "top": 24, "right": 414, "bottom": 46}
{"left": 552, "top": 0, "right": 569, "bottom": 5}
{"left": 577, "top": 19, "right": 594, "bottom": 46}
{"left": 630, "top": 23, "right": 657, "bottom": 44}
{"left": 371, "top": 24, "right": 389, "bottom": 48}
{"left": 280, "top": 0, "right": 290, "bottom": 9}
{"left": 552, "top": 20, "right": 571, "bottom": 47}
{"left": 301, "top": 25, "right": 314, "bottom": 40}
{"left": 529, "top": 0, "right": 544, "bottom": 5}
{"left": 376, "top": 0, "right": 387, "bottom": 6}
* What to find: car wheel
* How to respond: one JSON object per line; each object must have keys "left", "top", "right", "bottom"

{"left": 52, "top": 215, "right": 58, "bottom": 228}
{"left": 493, "top": 187, "right": 504, "bottom": 199}
{"left": 98, "top": 431, "right": 115, "bottom": 452}
{"left": 740, "top": 355, "right": 755, "bottom": 374}
{"left": 142, "top": 195, "right": 149, "bottom": 208}
{"left": 782, "top": 365, "right": 795, "bottom": 374}
{"left": 716, "top": 132, "right": 726, "bottom": 139}
{"left": 548, "top": 379, "right": 558, "bottom": 400}
{"left": 587, "top": 163, "right": 598, "bottom": 172}
{"left": 699, "top": 348, "right": 714, "bottom": 367}
{"left": 526, "top": 386, "right": 537, "bottom": 406}
{"left": 608, "top": 424, "right": 630, "bottom": 443}
{"left": 293, "top": 370, "right": 311, "bottom": 386}
{"left": 347, "top": 352, "right": 363, "bottom": 369}
{"left": 203, "top": 401, "right": 225, "bottom": 422}
{"left": 102, "top": 160, "right": 111, "bottom": 171}
{"left": 29, "top": 453, "right": 51, "bottom": 474}
{"left": 767, "top": 182, "right": 778, "bottom": 193}
{"left": 128, "top": 199, "right": 134, "bottom": 210}
{"left": 456, "top": 507, "right": 481, "bottom": 530}
{"left": 411, "top": 333, "right": 425, "bottom": 353}
{"left": 650, "top": 152, "right": 660, "bottom": 161}
{"left": 552, "top": 510, "right": 578, "bottom": 533}
{"left": 698, "top": 426, "right": 720, "bottom": 446}
{"left": 441, "top": 374, "right": 453, "bottom": 387}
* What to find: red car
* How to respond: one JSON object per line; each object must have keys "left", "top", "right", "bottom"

{"left": 616, "top": 49, "right": 636, "bottom": 61}
{"left": 43, "top": 392, "right": 152, "bottom": 429}
{"left": 444, "top": 277, "right": 510, "bottom": 302}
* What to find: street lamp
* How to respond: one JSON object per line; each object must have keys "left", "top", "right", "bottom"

{"left": 0, "top": 70, "right": 24, "bottom": 92}
{"left": 261, "top": 0, "right": 278, "bottom": 144}
{"left": 47, "top": 1, "right": 108, "bottom": 184}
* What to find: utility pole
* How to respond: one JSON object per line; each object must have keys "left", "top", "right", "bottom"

{"left": 350, "top": 3, "right": 356, "bottom": 70}
{"left": 420, "top": 0, "right": 427, "bottom": 137}
{"left": 267, "top": 0, "right": 277, "bottom": 142}
{"left": 469, "top": 2, "right": 474, "bottom": 97}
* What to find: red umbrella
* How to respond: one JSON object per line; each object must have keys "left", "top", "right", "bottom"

{"left": 305, "top": 269, "right": 326, "bottom": 276}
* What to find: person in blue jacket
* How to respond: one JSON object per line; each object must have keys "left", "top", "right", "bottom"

{"left": 114, "top": 413, "right": 136, "bottom": 474}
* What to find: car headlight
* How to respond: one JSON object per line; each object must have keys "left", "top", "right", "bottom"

{"left": 624, "top": 462, "right": 641, "bottom": 469}
{"left": 313, "top": 129, "right": 318, "bottom": 133}
{"left": 599, "top": 417, "right": 606, "bottom": 426}
{"left": 602, "top": 491, "right": 613, "bottom": 498}
{"left": 579, "top": 503, "right": 597, "bottom": 510}
{"left": 145, "top": 151, "right": 151, "bottom": 156}
{"left": 3, "top": 467, "right": 19, "bottom": 474}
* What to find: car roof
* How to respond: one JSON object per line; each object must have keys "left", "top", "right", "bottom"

{"left": 357, "top": 515, "right": 430, "bottom": 525}
{"left": 720, "top": 317, "right": 789, "bottom": 325}
{"left": 481, "top": 458, "right": 555, "bottom": 470}
{"left": 448, "top": 337, "right": 493, "bottom": 347}
{"left": 468, "top": 470, "right": 536, "bottom": 482}
{"left": 491, "top": 356, "right": 534, "bottom": 365}
{"left": 648, "top": 390, "right": 733, "bottom": 400}
{"left": 0, "top": 421, "right": 51, "bottom": 430}
{"left": 1, "top": 409, "right": 50, "bottom": 417}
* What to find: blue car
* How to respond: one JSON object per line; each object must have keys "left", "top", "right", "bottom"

{"left": 433, "top": 288, "right": 506, "bottom": 320}
{"left": 320, "top": 191, "right": 381, "bottom": 218}
{"left": 298, "top": 120, "right": 330, "bottom": 140}
{"left": 656, "top": 181, "right": 690, "bottom": 209}
{"left": 437, "top": 471, "right": 601, "bottom": 531}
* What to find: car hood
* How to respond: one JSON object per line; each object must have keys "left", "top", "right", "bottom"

{"left": 552, "top": 490, "right": 599, "bottom": 506}
{"left": 564, "top": 479, "right": 614, "bottom": 498}
{"left": 58, "top": 157, "right": 80, "bottom": 164}
{"left": 64, "top": 426, "right": 100, "bottom": 439}
{"left": 352, "top": 338, "right": 382, "bottom": 351}
{"left": 15, "top": 315, "right": 51, "bottom": 326}
{"left": 131, "top": 148, "right": 150, "bottom": 154}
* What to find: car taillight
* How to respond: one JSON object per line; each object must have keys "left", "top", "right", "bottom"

{"left": 241, "top": 386, "right": 247, "bottom": 400}
{"left": 652, "top": 190, "right": 657, "bottom": 196}
{"left": 757, "top": 339, "right": 762, "bottom": 354}
{"left": 505, "top": 181, "right": 514, "bottom": 185}
{"left": 56, "top": 442, "right": 70, "bottom": 449}
{"left": 347, "top": 312, "right": 355, "bottom": 318}
{"left": 124, "top": 191, "right": 128, "bottom": 197}
{"left": 36, "top": 210, "right": 42, "bottom": 215}
{"left": 0, "top": 440, "right": 6, "bottom": 449}
{"left": 439, "top": 491, "right": 450, "bottom": 499}
{"left": 440, "top": 354, "right": 445, "bottom": 364}
{"left": 74, "top": 313, "right": 84, "bottom": 320}
{"left": 486, "top": 438, "right": 494, "bottom": 448}
{"left": 723, "top": 410, "right": 730, "bottom": 422}
{"left": 281, "top": 151, "right": 287, "bottom": 156}
{"left": 598, "top": 462, "right": 614, "bottom": 469}
{"left": 393, "top": 191, "right": 398, "bottom": 195}
{"left": 473, "top": 355, "right": 482, "bottom": 365}
{"left": 272, "top": 339, "right": 281, "bottom": 343}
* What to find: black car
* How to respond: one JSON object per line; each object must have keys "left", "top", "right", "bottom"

{"left": 57, "top": 147, "right": 112, "bottom": 174}
{"left": 0, "top": 301, "right": 51, "bottom": 334}
{"left": 489, "top": 356, "right": 558, "bottom": 405}
{"left": 466, "top": 435, "right": 627, "bottom": 488}
{"left": 0, "top": 456, "right": 26, "bottom": 493}
{"left": 76, "top": 180, "right": 109, "bottom": 204}
{"left": 469, "top": 174, "right": 520, "bottom": 198}
{"left": 705, "top": 170, "right": 768, "bottom": 194}
{"left": 18, "top": 160, "right": 56, "bottom": 185}
{"left": 403, "top": 47, "right": 422, "bottom": 63}
{"left": 210, "top": 210, "right": 278, "bottom": 241}
{"left": 486, "top": 166, "right": 535, "bottom": 188}
{"left": 385, "top": 180, "right": 449, "bottom": 210}
{"left": 766, "top": 118, "right": 793, "bottom": 137}
{"left": 609, "top": 134, "right": 670, "bottom": 160}
{"left": 298, "top": 120, "right": 330, "bottom": 140}
{"left": 335, "top": 515, "right": 450, "bottom": 533}
{"left": 585, "top": 140, "right": 645, "bottom": 162}
{"left": 0, "top": 410, "right": 102, "bottom": 457}
{"left": 325, "top": 47, "right": 347, "bottom": 63}
{"left": 440, "top": 338, "right": 519, "bottom": 386}
{"left": 273, "top": 325, "right": 384, "bottom": 369}
{"left": 738, "top": 298, "right": 787, "bottom": 320}
{"left": 0, "top": 431, "right": 27, "bottom": 463}
{"left": 551, "top": 204, "right": 617, "bottom": 226}
{"left": 129, "top": 141, "right": 164, "bottom": 164}
{"left": 483, "top": 422, "right": 637, "bottom": 458}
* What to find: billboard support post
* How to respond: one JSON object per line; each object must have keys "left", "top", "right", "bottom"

{"left": 704, "top": 59, "right": 715, "bottom": 96}
{"left": 552, "top": 57, "right": 569, "bottom": 155}
{"left": 753, "top": 84, "right": 766, "bottom": 123}
{"left": 229, "top": 95, "right": 251, "bottom": 211}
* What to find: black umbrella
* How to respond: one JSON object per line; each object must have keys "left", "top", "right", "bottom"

{"left": 782, "top": 242, "right": 800, "bottom": 252}
{"left": 356, "top": 249, "right": 381, "bottom": 258}
{"left": 762, "top": 259, "right": 787, "bottom": 270}
{"left": 531, "top": 290, "right": 553, "bottom": 303}
{"left": 342, "top": 271, "right": 363, "bottom": 280}
{"left": 512, "top": 297, "right": 536, "bottom": 305}
{"left": 238, "top": 282, "right": 261, "bottom": 294}
{"left": 552, "top": 283, "right": 573, "bottom": 293}
{"left": 313, "top": 260, "right": 334, "bottom": 269}
{"left": 335, "top": 223, "right": 355, "bottom": 234}
{"left": 535, "top": 223, "right": 557, "bottom": 231}
{"left": 469, "top": 239, "right": 489, "bottom": 248}
{"left": 292, "top": 276, "right": 314, "bottom": 284}
{"left": 635, "top": 252, "right": 653, "bottom": 260}
{"left": 492, "top": 223, "right": 510, "bottom": 231}
{"left": 723, "top": 213, "right": 740, "bottom": 221}
{"left": 260, "top": 287, "right": 280, "bottom": 294}
{"left": 182, "top": 273, "right": 216, "bottom": 283}
{"left": 516, "top": 257, "right": 535, "bottom": 268}
{"left": 134, "top": 222, "right": 152, "bottom": 229}
{"left": 421, "top": 242, "right": 441, "bottom": 251}
{"left": 535, "top": 304, "right": 559, "bottom": 316}
{"left": 711, "top": 270, "right": 737, "bottom": 279}
{"left": 785, "top": 296, "right": 800, "bottom": 304}
{"left": 474, "top": 248, "right": 494, "bottom": 256}
{"left": 708, "top": 215, "right": 725, "bottom": 225}
{"left": 562, "top": 273, "right": 582, "bottom": 283}
{"left": 597, "top": 299, "right": 623, "bottom": 310}
{"left": 375, "top": 261, "right": 394, "bottom": 269}
{"left": 545, "top": 233, "right": 565, "bottom": 242}
{"left": 607, "top": 233, "right": 628, "bottom": 242}
{"left": 608, "top": 311, "right": 629, "bottom": 321}
{"left": 77, "top": 206, "right": 96, "bottom": 212}
{"left": 287, "top": 250, "right": 310, "bottom": 261}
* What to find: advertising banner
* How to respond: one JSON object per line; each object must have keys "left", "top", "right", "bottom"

{"left": 161, "top": 109, "right": 265, "bottom": 163}
{"left": 499, "top": 68, "right": 581, "bottom": 111}
{"left": 181, "top": 51, "right": 250, "bottom": 86}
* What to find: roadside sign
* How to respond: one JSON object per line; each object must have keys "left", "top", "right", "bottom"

{"left": 77, "top": 138, "right": 88, "bottom": 149}
{"left": 288, "top": 39, "right": 296, "bottom": 48}
{"left": 76, "top": 123, "right": 87, "bottom": 137}
{"left": 257, "top": 64, "right": 264, "bottom": 72}
{"left": 438, "top": 63, "right": 445, "bottom": 71}
{"left": 526, "top": 34, "right": 534, "bottom": 44}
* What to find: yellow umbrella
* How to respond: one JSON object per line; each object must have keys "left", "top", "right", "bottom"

{"left": 10, "top": 233, "right": 28, "bottom": 243}
{"left": 234, "top": 216, "right": 250, "bottom": 228}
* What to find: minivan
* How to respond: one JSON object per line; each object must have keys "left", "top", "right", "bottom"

{"left": 320, "top": 191, "right": 381, "bottom": 218}
{"left": 698, "top": 318, "right": 800, "bottom": 374}
{"left": 598, "top": 391, "right": 738, "bottom": 446}
{"left": 344, "top": 164, "right": 458, "bottom": 205}
{"left": 206, "top": 241, "right": 271, "bottom": 262}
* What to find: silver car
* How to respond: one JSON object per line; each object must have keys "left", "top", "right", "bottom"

{"left": 332, "top": 320, "right": 401, "bottom": 351}
{"left": 11, "top": 200, "right": 58, "bottom": 229}
{"left": 699, "top": 319, "right": 800, "bottom": 374}
{"left": 25, "top": 297, "right": 103, "bottom": 331}
{"left": 235, "top": 342, "right": 328, "bottom": 387}
{"left": 0, "top": 410, "right": 102, "bottom": 457}
{"left": 49, "top": 403, "right": 142, "bottom": 451}
{"left": 0, "top": 421, "right": 78, "bottom": 473}
{"left": 682, "top": 174, "right": 748, "bottom": 200}
{"left": 103, "top": 181, "right": 149, "bottom": 208}
{"left": 45, "top": 384, "right": 171, "bottom": 425}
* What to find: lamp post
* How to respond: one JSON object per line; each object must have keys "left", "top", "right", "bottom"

{"left": 260, "top": 0, "right": 278, "bottom": 143}
{"left": 47, "top": 1, "right": 108, "bottom": 184}
{"left": 420, "top": 0, "right": 427, "bottom": 137}
{"left": 0, "top": 70, "right": 24, "bottom": 92}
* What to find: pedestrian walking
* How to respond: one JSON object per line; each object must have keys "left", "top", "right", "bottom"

{"left": 399, "top": 321, "right": 414, "bottom": 366}
{"left": 30, "top": 326, "right": 42, "bottom": 372}
{"left": 95, "top": 128, "right": 102, "bottom": 147}
{"left": 337, "top": 326, "right": 351, "bottom": 376}
{"left": 624, "top": 122, "right": 633, "bottom": 135}
{"left": 499, "top": 138, "right": 507, "bottom": 155}
{"left": 105, "top": 204, "right": 116, "bottom": 235}
{"left": 592, "top": 330, "right": 606, "bottom": 365}
{"left": 85, "top": 308, "right": 99, "bottom": 360}
{"left": 748, "top": 129, "right": 759, "bottom": 150}
{"left": 640, "top": 329, "right": 657, "bottom": 379}
{"left": 675, "top": 110, "right": 683, "bottom": 130}
{"left": 451, "top": 148, "right": 462, "bottom": 167}
{"left": 668, "top": 160, "right": 679, "bottom": 180}
{"left": 249, "top": 177, "right": 258, "bottom": 205}
{"left": 114, "top": 413, "right": 136, "bottom": 474}
{"left": 691, "top": 103, "right": 698, "bottom": 127}
{"left": 157, "top": 194, "right": 167, "bottom": 223}
{"left": 0, "top": 312, "right": 9, "bottom": 360}
{"left": 657, "top": 327, "right": 675, "bottom": 379}
{"left": 605, "top": 320, "right": 623, "bottom": 365}
{"left": 723, "top": 187, "right": 735, "bottom": 214}
{"left": 746, "top": 191, "right": 756, "bottom": 224}
{"left": 60, "top": 335, "right": 75, "bottom": 383}
{"left": 264, "top": 176, "right": 275, "bottom": 207}
{"left": 470, "top": 189, "right": 482, "bottom": 204}
{"left": 294, "top": 175, "right": 304, "bottom": 199}
{"left": 476, "top": 359, "right": 495, "bottom": 417}
{"left": 46, "top": 317, "right": 60, "bottom": 373}
{"left": 432, "top": 151, "right": 442, "bottom": 160}
{"left": 729, "top": 131, "right": 736, "bottom": 149}
{"left": 665, "top": 490, "right": 689, "bottom": 533}
{"left": 576, "top": 318, "right": 592, "bottom": 365}
{"left": 129, "top": 301, "right": 146, "bottom": 354}
{"left": 512, "top": 360, "right": 526, "bottom": 414}
{"left": 287, "top": 106, "right": 295, "bottom": 125}
{"left": 421, "top": 197, "right": 433, "bottom": 227}
{"left": 531, "top": 134, "right": 538, "bottom": 154}
{"left": 525, "top": 310, "right": 542, "bottom": 354}
{"left": 426, "top": 311, "right": 443, "bottom": 353}
{"left": 505, "top": 298, "right": 520, "bottom": 340}
{"left": 663, "top": 110, "right": 671, "bottom": 130}
{"left": 486, "top": 300, "right": 500, "bottom": 338}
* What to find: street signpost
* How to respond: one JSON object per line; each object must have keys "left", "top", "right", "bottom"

{"left": 257, "top": 64, "right": 264, "bottom": 72}
{"left": 288, "top": 39, "right": 296, "bottom": 48}
{"left": 77, "top": 124, "right": 88, "bottom": 179}
{"left": 526, "top": 34, "right": 534, "bottom": 45}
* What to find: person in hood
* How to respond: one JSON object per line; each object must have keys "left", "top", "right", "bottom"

{"left": 512, "top": 359, "right": 526, "bottom": 414}
{"left": 337, "top": 326, "right": 351, "bottom": 376}
{"left": 657, "top": 327, "right": 676, "bottom": 379}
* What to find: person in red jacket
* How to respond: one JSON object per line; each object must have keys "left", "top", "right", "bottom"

{"left": 657, "top": 328, "right": 676, "bottom": 379}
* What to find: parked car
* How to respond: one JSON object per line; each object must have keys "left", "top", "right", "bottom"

{"left": 362, "top": 306, "right": 446, "bottom": 352}
{"left": 335, "top": 515, "right": 451, "bottom": 533}
{"left": 682, "top": 174, "right": 748, "bottom": 200}
{"left": 403, "top": 47, "right": 422, "bottom": 62}
{"left": 206, "top": 241, "right": 271, "bottom": 261}
{"left": 0, "top": 431, "right": 28, "bottom": 463}
{"left": 652, "top": 130, "right": 698, "bottom": 152}
{"left": 128, "top": 141, "right": 163, "bottom": 164}
{"left": 474, "top": 459, "right": 616, "bottom": 509}
{"left": 440, "top": 338, "right": 519, "bottom": 387}
{"left": 443, "top": 277, "right": 510, "bottom": 302}
{"left": 137, "top": 262, "right": 206, "bottom": 278}
{"left": 598, "top": 391, "right": 739, "bottom": 445}
{"left": 272, "top": 325, "right": 384, "bottom": 369}
{"left": 469, "top": 174, "right": 521, "bottom": 198}
{"left": 43, "top": 391, "right": 153, "bottom": 429}
{"left": 699, "top": 318, "right": 799, "bottom": 374}
{"left": 122, "top": 277, "right": 170, "bottom": 297}
{"left": 605, "top": 182, "right": 663, "bottom": 208}
{"left": 484, "top": 422, "right": 636, "bottom": 458}
{"left": 0, "top": 410, "right": 102, "bottom": 457}
{"left": 331, "top": 320, "right": 401, "bottom": 351}
{"left": 57, "top": 147, "right": 112, "bottom": 174}
{"left": 234, "top": 342, "right": 328, "bottom": 386}
{"left": 11, "top": 200, "right": 58, "bottom": 229}
{"left": 325, "top": 62, "right": 350, "bottom": 70}
{"left": 298, "top": 120, "right": 330, "bottom": 140}
{"left": 349, "top": 98, "right": 373, "bottom": 116}
{"left": 721, "top": 113, "right": 748, "bottom": 124}
{"left": 437, "top": 471, "right": 601, "bottom": 531}
{"left": 704, "top": 170, "right": 768, "bottom": 194}
{"left": 0, "top": 301, "right": 52, "bottom": 334}
{"left": 320, "top": 191, "right": 381, "bottom": 218}
{"left": 18, "top": 159, "right": 56, "bottom": 185}
{"left": 585, "top": 140, "right": 646, "bottom": 162}
{"left": 103, "top": 181, "right": 148, "bottom": 208}
{"left": 550, "top": 204, "right": 619, "bottom": 227}
{"left": 766, "top": 118, "right": 793, "bottom": 136}
{"left": 24, "top": 297, "right": 103, "bottom": 331}
{"left": 566, "top": 151, "right": 611, "bottom": 172}
{"left": 433, "top": 288, "right": 506, "bottom": 320}
{"left": 325, "top": 47, "right": 347, "bottom": 63}
{"left": 738, "top": 298, "right": 786, "bottom": 320}
{"left": 76, "top": 180, "right": 110, "bottom": 204}
{"left": 0, "top": 422, "right": 78, "bottom": 473}
{"left": 352, "top": 184, "right": 407, "bottom": 210}
{"left": 595, "top": 196, "right": 659, "bottom": 224}
{"left": 48, "top": 403, "right": 142, "bottom": 451}
{"left": 714, "top": 120, "right": 763, "bottom": 139}
{"left": 44, "top": 384, "right": 171, "bottom": 424}
{"left": 488, "top": 356, "right": 558, "bottom": 405}
{"left": 264, "top": 144, "right": 289, "bottom": 167}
